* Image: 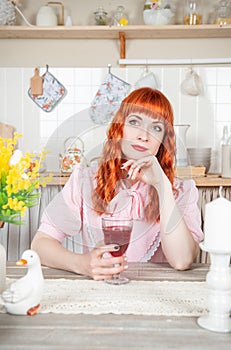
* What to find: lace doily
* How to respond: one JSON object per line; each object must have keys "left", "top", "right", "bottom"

{"left": 0, "top": 279, "right": 208, "bottom": 316}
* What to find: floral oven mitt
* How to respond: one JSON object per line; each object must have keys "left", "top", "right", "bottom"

{"left": 28, "top": 67, "right": 67, "bottom": 112}
{"left": 90, "top": 72, "right": 131, "bottom": 124}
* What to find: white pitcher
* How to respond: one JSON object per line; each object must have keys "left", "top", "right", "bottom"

{"left": 174, "top": 124, "right": 190, "bottom": 167}
{"left": 36, "top": 1, "right": 65, "bottom": 26}
{"left": 36, "top": 5, "right": 57, "bottom": 26}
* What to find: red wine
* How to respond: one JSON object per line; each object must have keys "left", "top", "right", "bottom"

{"left": 103, "top": 225, "right": 132, "bottom": 257}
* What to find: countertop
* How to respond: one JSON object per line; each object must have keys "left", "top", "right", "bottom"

{"left": 45, "top": 172, "right": 231, "bottom": 187}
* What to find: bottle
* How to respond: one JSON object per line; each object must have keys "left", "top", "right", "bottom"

{"left": 184, "top": 0, "right": 202, "bottom": 25}
{"left": 219, "top": 125, "right": 229, "bottom": 174}
{"left": 65, "top": 15, "right": 73, "bottom": 26}
{"left": 221, "top": 125, "right": 229, "bottom": 145}
{"left": 113, "top": 6, "right": 129, "bottom": 26}
{"left": 221, "top": 134, "right": 231, "bottom": 178}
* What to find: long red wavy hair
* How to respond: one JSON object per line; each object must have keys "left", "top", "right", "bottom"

{"left": 92, "top": 87, "right": 176, "bottom": 222}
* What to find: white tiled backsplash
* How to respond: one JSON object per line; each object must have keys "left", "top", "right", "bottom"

{"left": 0, "top": 66, "right": 231, "bottom": 173}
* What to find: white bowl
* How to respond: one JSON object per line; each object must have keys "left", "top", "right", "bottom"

{"left": 187, "top": 147, "right": 211, "bottom": 154}
{"left": 143, "top": 8, "right": 175, "bottom": 25}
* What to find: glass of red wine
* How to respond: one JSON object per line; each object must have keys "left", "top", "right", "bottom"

{"left": 102, "top": 216, "right": 133, "bottom": 285}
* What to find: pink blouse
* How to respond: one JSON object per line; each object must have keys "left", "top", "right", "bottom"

{"left": 39, "top": 165, "right": 204, "bottom": 262}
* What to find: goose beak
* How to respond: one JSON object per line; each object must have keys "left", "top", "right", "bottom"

{"left": 16, "top": 259, "right": 27, "bottom": 266}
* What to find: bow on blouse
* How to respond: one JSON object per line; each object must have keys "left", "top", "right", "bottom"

{"left": 107, "top": 188, "right": 145, "bottom": 220}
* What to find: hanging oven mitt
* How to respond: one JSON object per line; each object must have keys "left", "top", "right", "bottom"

{"left": 28, "top": 66, "right": 67, "bottom": 112}
{"left": 89, "top": 66, "right": 131, "bottom": 124}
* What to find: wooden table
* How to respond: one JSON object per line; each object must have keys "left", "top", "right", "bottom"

{"left": 0, "top": 263, "right": 230, "bottom": 349}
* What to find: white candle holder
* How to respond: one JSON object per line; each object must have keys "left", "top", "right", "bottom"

{"left": 197, "top": 242, "right": 231, "bottom": 333}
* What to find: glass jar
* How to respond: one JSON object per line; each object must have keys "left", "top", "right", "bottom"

{"left": 94, "top": 7, "right": 108, "bottom": 26}
{"left": 113, "top": 6, "right": 129, "bottom": 26}
{"left": 214, "top": 0, "right": 231, "bottom": 26}
{"left": 184, "top": 0, "right": 202, "bottom": 25}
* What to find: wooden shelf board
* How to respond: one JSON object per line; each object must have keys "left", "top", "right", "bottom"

{"left": 0, "top": 25, "right": 231, "bottom": 39}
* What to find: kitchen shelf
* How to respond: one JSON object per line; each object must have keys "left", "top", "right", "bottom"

{"left": 1, "top": 24, "right": 230, "bottom": 64}
{"left": 1, "top": 24, "right": 231, "bottom": 39}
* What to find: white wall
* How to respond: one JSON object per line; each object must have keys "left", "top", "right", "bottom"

{"left": 0, "top": 65, "right": 231, "bottom": 173}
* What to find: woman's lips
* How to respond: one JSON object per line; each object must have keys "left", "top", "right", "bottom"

{"left": 131, "top": 144, "right": 148, "bottom": 152}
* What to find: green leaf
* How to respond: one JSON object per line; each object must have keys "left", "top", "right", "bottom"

{"left": 0, "top": 213, "right": 25, "bottom": 226}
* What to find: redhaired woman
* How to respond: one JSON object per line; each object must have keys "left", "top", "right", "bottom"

{"left": 32, "top": 88, "right": 203, "bottom": 280}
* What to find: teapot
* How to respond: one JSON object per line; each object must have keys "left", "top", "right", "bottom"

{"left": 59, "top": 136, "right": 88, "bottom": 173}
{"left": 36, "top": 1, "right": 64, "bottom": 27}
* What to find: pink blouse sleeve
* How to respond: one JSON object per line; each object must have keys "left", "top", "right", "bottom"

{"left": 38, "top": 165, "right": 84, "bottom": 242}
{"left": 176, "top": 179, "right": 204, "bottom": 243}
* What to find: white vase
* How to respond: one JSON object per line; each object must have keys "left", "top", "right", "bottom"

{"left": 0, "top": 242, "right": 6, "bottom": 293}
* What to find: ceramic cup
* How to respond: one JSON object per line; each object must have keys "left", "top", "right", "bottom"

{"left": 181, "top": 69, "right": 203, "bottom": 96}
{"left": 135, "top": 72, "right": 158, "bottom": 89}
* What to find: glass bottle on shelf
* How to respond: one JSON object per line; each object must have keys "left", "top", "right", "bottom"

{"left": 94, "top": 7, "right": 108, "bottom": 25}
{"left": 113, "top": 6, "right": 129, "bottom": 26}
{"left": 214, "top": 0, "right": 231, "bottom": 26}
{"left": 184, "top": 0, "right": 202, "bottom": 25}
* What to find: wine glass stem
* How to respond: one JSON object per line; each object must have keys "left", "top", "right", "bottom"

{"left": 113, "top": 263, "right": 121, "bottom": 280}
{"left": 113, "top": 273, "right": 120, "bottom": 280}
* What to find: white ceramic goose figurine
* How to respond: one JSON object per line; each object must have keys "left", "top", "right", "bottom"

{"left": 2, "top": 249, "right": 44, "bottom": 315}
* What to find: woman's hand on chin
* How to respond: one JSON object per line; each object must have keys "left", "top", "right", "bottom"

{"left": 121, "top": 156, "right": 167, "bottom": 188}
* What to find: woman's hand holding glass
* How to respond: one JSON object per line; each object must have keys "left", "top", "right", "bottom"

{"left": 82, "top": 243, "right": 128, "bottom": 281}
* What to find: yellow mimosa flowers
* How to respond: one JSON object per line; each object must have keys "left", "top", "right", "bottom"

{"left": 0, "top": 133, "right": 51, "bottom": 225}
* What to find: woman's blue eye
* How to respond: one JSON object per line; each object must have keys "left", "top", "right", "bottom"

{"left": 152, "top": 125, "right": 162, "bottom": 132}
{"left": 128, "top": 119, "right": 140, "bottom": 126}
